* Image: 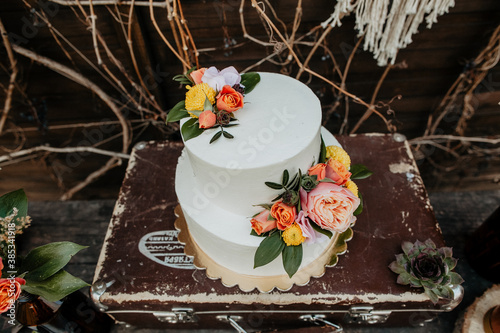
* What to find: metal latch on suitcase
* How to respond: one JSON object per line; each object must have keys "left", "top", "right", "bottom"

{"left": 300, "top": 314, "right": 343, "bottom": 332}
{"left": 344, "top": 306, "right": 391, "bottom": 324}
{"left": 217, "top": 315, "right": 247, "bottom": 333}
{"left": 153, "top": 308, "right": 197, "bottom": 324}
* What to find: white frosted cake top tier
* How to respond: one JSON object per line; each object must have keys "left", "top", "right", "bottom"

{"left": 179, "top": 72, "right": 322, "bottom": 216}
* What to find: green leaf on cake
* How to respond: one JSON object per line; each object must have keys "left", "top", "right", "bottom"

{"left": 240, "top": 72, "right": 260, "bottom": 94}
{"left": 271, "top": 193, "right": 284, "bottom": 202}
{"left": 222, "top": 131, "right": 234, "bottom": 139}
{"left": 353, "top": 192, "right": 364, "bottom": 216}
{"left": 281, "top": 169, "right": 289, "bottom": 186}
{"left": 254, "top": 231, "right": 285, "bottom": 269}
{"left": 172, "top": 74, "right": 193, "bottom": 85}
{"left": 319, "top": 136, "right": 327, "bottom": 163}
{"left": 350, "top": 164, "right": 373, "bottom": 180}
{"left": 166, "top": 100, "right": 189, "bottom": 122}
{"left": 210, "top": 131, "right": 222, "bottom": 144}
{"left": 310, "top": 222, "right": 333, "bottom": 239}
{"left": 0, "top": 189, "right": 28, "bottom": 219}
{"left": 282, "top": 244, "right": 303, "bottom": 278}
{"left": 288, "top": 171, "right": 300, "bottom": 190}
{"left": 253, "top": 203, "right": 272, "bottom": 211}
{"left": 187, "top": 110, "right": 204, "bottom": 118}
{"left": 250, "top": 229, "right": 270, "bottom": 237}
{"left": 182, "top": 118, "right": 203, "bottom": 141}
{"left": 265, "top": 182, "right": 284, "bottom": 190}
{"left": 173, "top": 66, "right": 196, "bottom": 85}
{"left": 203, "top": 94, "right": 213, "bottom": 112}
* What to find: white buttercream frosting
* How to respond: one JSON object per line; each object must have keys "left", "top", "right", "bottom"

{"left": 175, "top": 72, "right": 340, "bottom": 277}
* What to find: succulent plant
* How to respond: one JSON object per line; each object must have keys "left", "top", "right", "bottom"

{"left": 389, "top": 239, "right": 464, "bottom": 304}
{"left": 300, "top": 175, "right": 319, "bottom": 192}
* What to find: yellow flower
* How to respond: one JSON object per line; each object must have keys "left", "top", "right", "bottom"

{"left": 345, "top": 180, "right": 358, "bottom": 197}
{"left": 282, "top": 223, "right": 305, "bottom": 246}
{"left": 326, "top": 145, "right": 351, "bottom": 168}
{"left": 185, "top": 83, "right": 216, "bottom": 112}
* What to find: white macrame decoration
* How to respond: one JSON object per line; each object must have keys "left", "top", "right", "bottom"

{"left": 322, "top": 0, "right": 455, "bottom": 66}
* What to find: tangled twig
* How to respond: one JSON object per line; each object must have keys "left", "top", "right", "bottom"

{"left": 0, "top": 18, "right": 18, "bottom": 136}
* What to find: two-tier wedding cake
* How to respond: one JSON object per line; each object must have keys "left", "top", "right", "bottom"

{"left": 170, "top": 67, "right": 364, "bottom": 291}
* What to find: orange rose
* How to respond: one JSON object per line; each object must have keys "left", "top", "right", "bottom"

{"left": 326, "top": 159, "right": 351, "bottom": 186}
{"left": 0, "top": 277, "right": 26, "bottom": 313}
{"left": 300, "top": 183, "right": 359, "bottom": 233}
{"left": 308, "top": 163, "right": 327, "bottom": 181}
{"left": 198, "top": 110, "right": 216, "bottom": 129}
{"left": 251, "top": 210, "right": 276, "bottom": 235}
{"left": 190, "top": 68, "right": 206, "bottom": 85}
{"left": 216, "top": 85, "right": 244, "bottom": 112}
{"left": 271, "top": 200, "right": 297, "bottom": 231}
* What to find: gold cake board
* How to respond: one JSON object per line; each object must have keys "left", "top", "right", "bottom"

{"left": 174, "top": 205, "right": 353, "bottom": 293}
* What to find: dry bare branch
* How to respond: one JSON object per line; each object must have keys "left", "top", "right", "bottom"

{"left": 0, "top": 145, "right": 130, "bottom": 165}
{"left": 11, "top": 44, "right": 131, "bottom": 153}
{"left": 0, "top": 18, "right": 19, "bottom": 136}
{"left": 60, "top": 156, "right": 122, "bottom": 200}
{"left": 50, "top": 0, "right": 171, "bottom": 7}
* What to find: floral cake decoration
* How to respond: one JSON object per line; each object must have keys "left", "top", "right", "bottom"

{"left": 251, "top": 140, "right": 372, "bottom": 278}
{"left": 167, "top": 66, "right": 260, "bottom": 143}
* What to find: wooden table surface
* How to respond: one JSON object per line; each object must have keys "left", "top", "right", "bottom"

{"left": 8, "top": 190, "right": 500, "bottom": 332}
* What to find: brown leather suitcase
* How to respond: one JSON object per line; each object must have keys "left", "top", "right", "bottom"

{"left": 91, "top": 134, "right": 463, "bottom": 332}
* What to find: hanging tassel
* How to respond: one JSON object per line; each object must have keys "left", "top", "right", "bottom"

{"left": 322, "top": 0, "right": 455, "bottom": 66}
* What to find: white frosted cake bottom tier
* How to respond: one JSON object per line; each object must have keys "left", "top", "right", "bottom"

{"left": 175, "top": 128, "right": 341, "bottom": 277}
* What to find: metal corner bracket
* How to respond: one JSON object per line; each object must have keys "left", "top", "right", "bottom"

{"left": 90, "top": 279, "right": 115, "bottom": 312}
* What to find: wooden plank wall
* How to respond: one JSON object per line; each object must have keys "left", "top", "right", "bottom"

{"left": 0, "top": 0, "right": 499, "bottom": 200}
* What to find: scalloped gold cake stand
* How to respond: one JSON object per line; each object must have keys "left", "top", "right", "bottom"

{"left": 174, "top": 205, "right": 353, "bottom": 293}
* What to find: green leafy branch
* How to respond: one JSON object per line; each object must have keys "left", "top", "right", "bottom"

{"left": 18, "top": 242, "right": 89, "bottom": 302}
{"left": 0, "top": 189, "right": 89, "bottom": 302}
{"left": 253, "top": 231, "right": 302, "bottom": 278}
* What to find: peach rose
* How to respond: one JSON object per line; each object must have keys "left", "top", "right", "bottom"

{"left": 308, "top": 163, "right": 327, "bottom": 181}
{"left": 325, "top": 159, "right": 351, "bottom": 186}
{"left": 251, "top": 209, "right": 276, "bottom": 235}
{"left": 198, "top": 110, "right": 216, "bottom": 129}
{"left": 271, "top": 200, "right": 297, "bottom": 231}
{"left": 0, "top": 277, "right": 26, "bottom": 313}
{"left": 216, "top": 85, "right": 244, "bottom": 112}
{"left": 300, "top": 182, "right": 360, "bottom": 233}
{"left": 190, "top": 68, "right": 206, "bottom": 85}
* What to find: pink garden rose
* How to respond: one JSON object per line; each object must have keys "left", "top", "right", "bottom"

{"left": 251, "top": 209, "right": 276, "bottom": 235}
{"left": 202, "top": 66, "right": 241, "bottom": 91}
{"left": 190, "top": 68, "right": 206, "bottom": 85}
{"left": 198, "top": 110, "right": 216, "bottom": 129}
{"left": 300, "top": 182, "right": 360, "bottom": 233}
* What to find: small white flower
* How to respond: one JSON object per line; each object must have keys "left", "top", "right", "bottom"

{"left": 202, "top": 66, "right": 241, "bottom": 91}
